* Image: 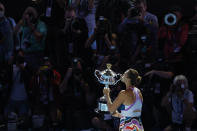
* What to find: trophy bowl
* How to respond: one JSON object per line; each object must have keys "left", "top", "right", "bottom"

{"left": 94, "top": 64, "right": 122, "bottom": 86}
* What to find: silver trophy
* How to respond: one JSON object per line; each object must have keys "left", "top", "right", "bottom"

{"left": 94, "top": 64, "right": 122, "bottom": 113}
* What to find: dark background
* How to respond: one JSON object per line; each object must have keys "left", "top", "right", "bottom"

{"left": 0, "top": 0, "right": 196, "bottom": 23}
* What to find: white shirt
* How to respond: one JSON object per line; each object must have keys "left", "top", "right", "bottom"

{"left": 10, "top": 64, "right": 27, "bottom": 101}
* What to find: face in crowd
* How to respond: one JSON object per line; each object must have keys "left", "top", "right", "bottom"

{"left": 0, "top": 3, "right": 5, "bottom": 18}
{"left": 23, "top": 7, "right": 38, "bottom": 24}
{"left": 64, "top": 8, "right": 76, "bottom": 21}
{"left": 135, "top": 1, "right": 147, "bottom": 17}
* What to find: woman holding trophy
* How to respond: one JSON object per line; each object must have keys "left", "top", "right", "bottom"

{"left": 103, "top": 68, "right": 144, "bottom": 131}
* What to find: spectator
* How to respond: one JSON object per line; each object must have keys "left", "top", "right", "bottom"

{"left": 189, "top": 1, "right": 197, "bottom": 33}
{"left": 190, "top": 1, "right": 197, "bottom": 25}
{"left": 85, "top": 16, "right": 113, "bottom": 67}
{"left": 158, "top": 5, "right": 189, "bottom": 62}
{"left": 0, "top": 65, "right": 8, "bottom": 125}
{"left": 43, "top": 0, "right": 66, "bottom": 70}
{"left": 73, "top": 0, "right": 97, "bottom": 51}
{"left": 134, "top": 0, "right": 159, "bottom": 27}
{"left": 59, "top": 58, "right": 95, "bottom": 130}
{"left": 58, "top": 6, "right": 92, "bottom": 69}
{"left": 4, "top": 49, "right": 32, "bottom": 128}
{"left": 143, "top": 61, "right": 176, "bottom": 130}
{"left": 14, "top": 6, "right": 47, "bottom": 70}
{"left": 0, "top": 2, "right": 18, "bottom": 66}
{"left": 118, "top": 6, "right": 147, "bottom": 70}
{"left": 161, "top": 75, "right": 196, "bottom": 131}
{"left": 30, "top": 57, "right": 61, "bottom": 128}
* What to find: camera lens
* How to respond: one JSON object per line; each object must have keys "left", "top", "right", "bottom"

{"left": 73, "top": 58, "right": 78, "bottom": 63}
{"left": 16, "top": 56, "right": 25, "bottom": 64}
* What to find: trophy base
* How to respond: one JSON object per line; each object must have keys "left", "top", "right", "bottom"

{"left": 95, "top": 95, "right": 111, "bottom": 115}
{"left": 94, "top": 108, "right": 110, "bottom": 114}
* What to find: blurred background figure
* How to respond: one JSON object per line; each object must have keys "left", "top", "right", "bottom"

{"left": 158, "top": 5, "right": 189, "bottom": 62}
{"left": 73, "top": 0, "right": 97, "bottom": 52}
{"left": 118, "top": 5, "right": 153, "bottom": 70}
{"left": 14, "top": 6, "right": 47, "bottom": 71}
{"left": 0, "top": 2, "right": 19, "bottom": 67}
{"left": 4, "top": 49, "right": 32, "bottom": 129}
{"left": 85, "top": 16, "right": 113, "bottom": 67}
{"left": 57, "top": 6, "right": 92, "bottom": 71}
{"left": 161, "top": 75, "right": 196, "bottom": 131}
{"left": 30, "top": 56, "right": 61, "bottom": 129}
{"left": 134, "top": 0, "right": 158, "bottom": 27}
{"left": 59, "top": 58, "right": 96, "bottom": 130}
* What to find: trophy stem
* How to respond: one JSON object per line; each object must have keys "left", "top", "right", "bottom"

{"left": 104, "top": 84, "right": 109, "bottom": 89}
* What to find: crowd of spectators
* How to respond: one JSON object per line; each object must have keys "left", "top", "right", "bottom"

{"left": 0, "top": 0, "right": 197, "bottom": 130}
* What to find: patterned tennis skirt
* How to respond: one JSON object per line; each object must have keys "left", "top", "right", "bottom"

{"left": 119, "top": 116, "right": 144, "bottom": 131}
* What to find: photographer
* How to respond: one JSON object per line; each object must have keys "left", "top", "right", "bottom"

{"left": 59, "top": 7, "right": 91, "bottom": 67}
{"left": 85, "top": 16, "right": 113, "bottom": 67}
{"left": 134, "top": 0, "right": 158, "bottom": 27}
{"left": 158, "top": 5, "right": 189, "bottom": 62}
{"left": 4, "top": 49, "right": 32, "bottom": 129}
{"left": 74, "top": 0, "right": 96, "bottom": 41}
{"left": 14, "top": 6, "right": 47, "bottom": 70}
{"left": 118, "top": 6, "right": 150, "bottom": 69}
{"left": 30, "top": 57, "right": 61, "bottom": 128}
{"left": 59, "top": 58, "right": 96, "bottom": 130}
{"left": 161, "top": 75, "right": 196, "bottom": 131}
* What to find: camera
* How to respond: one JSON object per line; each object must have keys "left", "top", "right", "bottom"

{"left": 171, "top": 84, "right": 185, "bottom": 95}
{"left": 96, "top": 16, "right": 109, "bottom": 36}
{"left": 23, "top": 39, "right": 31, "bottom": 49}
{"left": 25, "top": 12, "right": 37, "bottom": 24}
{"left": 164, "top": 13, "right": 177, "bottom": 26}
{"left": 71, "top": 58, "right": 83, "bottom": 76}
{"left": 16, "top": 56, "right": 25, "bottom": 64}
{"left": 72, "top": 57, "right": 79, "bottom": 65}
{"left": 71, "top": 18, "right": 82, "bottom": 34}
{"left": 71, "top": 19, "right": 80, "bottom": 30}
{"left": 128, "top": 6, "right": 142, "bottom": 18}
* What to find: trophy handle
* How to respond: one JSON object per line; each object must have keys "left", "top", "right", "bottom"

{"left": 94, "top": 70, "right": 101, "bottom": 82}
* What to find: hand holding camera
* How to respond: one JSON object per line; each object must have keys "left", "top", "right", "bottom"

{"left": 22, "top": 12, "right": 37, "bottom": 31}
{"left": 16, "top": 55, "right": 25, "bottom": 70}
{"left": 95, "top": 16, "right": 109, "bottom": 37}
{"left": 169, "top": 84, "right": 177, "bottom": 93}
{"left": 169, "top": 84, "right": 185, "bottom": 99}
